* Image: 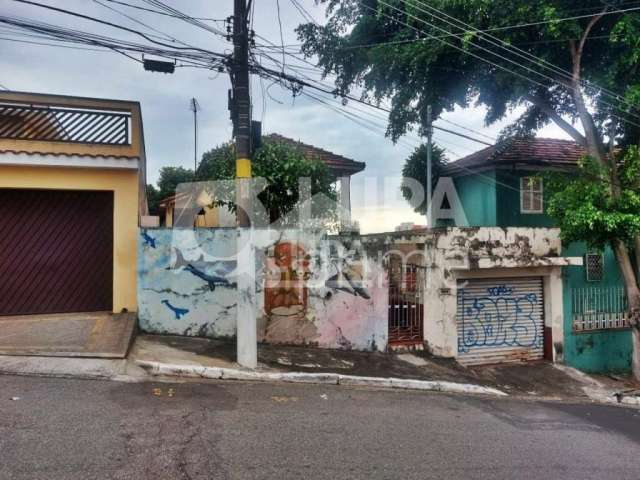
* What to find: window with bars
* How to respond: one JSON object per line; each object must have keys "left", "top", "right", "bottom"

{"left": 585, "top": 253, "right": 604, "bottom": 282}
{"left": 520, "top": 177, "right": 543, "bottom": 214}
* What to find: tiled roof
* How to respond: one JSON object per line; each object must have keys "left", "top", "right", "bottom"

{"left": 265, "top": 133, "right": 366, "bottom": 176}
{"left": 441, "top": 137, "right": 586, "bottom": 175}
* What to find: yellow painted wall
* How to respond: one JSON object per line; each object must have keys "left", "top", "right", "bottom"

{"left": 0, "top": 165, "right": 139, "bottom": 313}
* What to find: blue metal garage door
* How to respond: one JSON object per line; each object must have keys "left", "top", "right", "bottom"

{"left": 457, "top": 277, "right": 544, "bottom": 365}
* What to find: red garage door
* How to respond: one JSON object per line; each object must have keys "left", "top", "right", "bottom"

{"left": 0, "top": 189, "right": 113, "bottom": 316}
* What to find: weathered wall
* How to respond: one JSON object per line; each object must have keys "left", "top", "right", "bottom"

{"left": 561, "top": 242, "right": 632, "bottom": 373}
{"left": 422, "top": 227, "right": 573, "bottom": 360}
{"left": 138, "top": 228, "right": 388, "bottom": 351}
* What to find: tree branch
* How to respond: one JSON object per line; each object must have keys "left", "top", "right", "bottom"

{"left": 525, "top": 94, "right": 587, "bottom": 146}
{"left": 569, "top": 11, "right": 608, "bottom": 162}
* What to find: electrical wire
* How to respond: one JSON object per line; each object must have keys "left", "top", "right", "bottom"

{"left": 10, "top": 0, "right": 228, "bottom": 58}
{"left": 402, "top": 0, "right": 637, "bottom": 115}
{"left": 275, "top": 0, "right": 286, "bottom": 72}
{"left": 102, "top": 0, "right": 227, "bottom": 22}
{"left": 363, "top": 0, "right": 640, "bottom": 129}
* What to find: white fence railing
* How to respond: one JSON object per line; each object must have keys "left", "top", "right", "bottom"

{"left": 572, "top": 286, "right": 630, "bottom": 332}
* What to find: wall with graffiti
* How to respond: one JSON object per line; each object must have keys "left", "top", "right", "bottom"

{"left": 138, "top": 228, "right": 388, "bottom": 351}
{"left": 421, "top": 227, "right": 568, "bottom": 360}
{"left": 138, "top": 228, "right": 239, "bottom": 338}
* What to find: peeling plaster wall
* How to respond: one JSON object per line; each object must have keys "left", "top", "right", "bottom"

{"left": 422, "top": 227, "right": 573, "bottom": 359}
{"left": 137, "top": 228, "right": 388, "bottom": 352}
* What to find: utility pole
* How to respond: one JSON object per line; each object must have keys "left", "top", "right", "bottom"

{"left": 231, "top": 0, "right": 257, "bottom": 368}
{"left": 232, "top": 0, "right": 252, "bottom": 227}
{"left": 190, "top": 97, "right": 200, "bottom": 173}
{"left": 426, "top": 105, "right": 433, "bottom": 229}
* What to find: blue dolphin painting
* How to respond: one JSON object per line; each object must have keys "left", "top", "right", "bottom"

{"left": 141, "top": 231, "right": 156, "bottom": 249}
{"left": 184, "top": 264, "right": 235, "bottom": 291}
{"left": 171, "top": 248, "right": 237, "bottom": 291}
{"left": 161, "top": 300, "right": 189, "bottom": 320}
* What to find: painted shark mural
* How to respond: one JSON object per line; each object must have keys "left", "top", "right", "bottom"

{"left": 138, "top": 229, "right": 388, "bottom": 351}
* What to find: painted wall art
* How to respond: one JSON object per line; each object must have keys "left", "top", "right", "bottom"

{"left": 138, "top": 229, "right": 389, "bottom": 352}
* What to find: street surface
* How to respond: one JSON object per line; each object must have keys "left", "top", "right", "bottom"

{"left": 0, "top": 375, "right": 639, "bottom": 479}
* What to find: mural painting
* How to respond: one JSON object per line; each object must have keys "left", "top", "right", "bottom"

{"left": 138, "top": 229, "right": 389, "bottom": 351}
{"left": 138, "top": 229, "right": 238, "bottom": 338}
{"left": 262, "top": 242, "right": 317, "bottom": 344}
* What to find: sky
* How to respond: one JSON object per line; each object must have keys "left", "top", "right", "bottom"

{"left": 0, "top": 0, "right": 572, "bottom": 233}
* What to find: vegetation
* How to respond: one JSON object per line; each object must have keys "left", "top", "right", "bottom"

{"left": 298, "top": 0, "right": 640, "bottom": 377}
{"left": 197, "top": 138, "right": 336, "bottom": 223}
{"left": 400, "top": 143, "right": 448, "bottom": 214}
{"left": 146, "top": 166, "right": 194, "bottom": 215}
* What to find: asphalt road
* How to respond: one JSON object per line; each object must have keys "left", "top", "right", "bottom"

{"left": 1, "top": 375, "right": 639, "bottom": 480}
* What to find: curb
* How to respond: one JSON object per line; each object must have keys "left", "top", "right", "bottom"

{"left": 136, "top": 360, "right": 508, "bottom": 397}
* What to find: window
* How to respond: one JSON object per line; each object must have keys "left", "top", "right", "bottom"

{"left": 585, "top": 253, "right": 604, "bottom": 282}
{"left": 520, "top": 177, "right": 543, "bottom": 213}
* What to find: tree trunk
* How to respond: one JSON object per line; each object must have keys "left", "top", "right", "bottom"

{"left": 613, "top": 240, "right": 640, "bottom": 379}
{"left": 635, "top": 236, "right": 640, "bottom": 281}
{"left": 633, "top": 329, "right": 640, "bottom": 383}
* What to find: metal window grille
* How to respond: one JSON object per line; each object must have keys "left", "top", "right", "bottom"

{"left": 572, "top": 286, "right": 630, "bottom": 332}
{"left": 0, "top": 103, "right": 131, "bottom": 145}
{"left": 585, "top": 253, "right": 604, "bottom": 282}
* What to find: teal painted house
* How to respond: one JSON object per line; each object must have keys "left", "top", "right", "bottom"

{"left": 441, "top": 137, "right": 633, "bottom": 373}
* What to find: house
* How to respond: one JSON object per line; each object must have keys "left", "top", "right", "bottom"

{"left": 159, "top": 133, "right": 366, "bottom": 228}
{"left": 0, "top": 91, "right": 147, "bottom": 320}
{"left": 436, "top": 137, "right": 632, "bottom": 373}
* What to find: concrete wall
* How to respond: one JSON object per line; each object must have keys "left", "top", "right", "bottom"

{"left": 138, "top": 228, "right": 388, "bottom": 351}
{"left": 0, "top": 164, "right": 140, "bottom": 313}
{"left": 422, "top": 227, "right": 573, "bottom": 360}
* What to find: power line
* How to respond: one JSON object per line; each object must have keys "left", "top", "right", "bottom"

{"left": 365, "top": 0, "right": 640, "bottom": 130}
{"left": 402, "top": 0, "right": 637, "bottom": 116}
{"left": 260, "top": 3, "right": 640, "bottom": 51}
{"left": 102, "top": 0, "right": 226, "bottom": 22}
{"left": 252, "top": 35, "right": 500, "bottom": 145}
{"left": 140, "top": 0, "right": 226, "bottom": 37}
{"left": 275, "top": 0, "right": 286, "bottom": 72}
{"left": 11, "top": 0, "right": 227, "bottom": 57}
{"left": 252, "top": 59, "right": 494, "bottom": 146}
{"left": 0, "top": 14, "right": 229, "bottom": 68}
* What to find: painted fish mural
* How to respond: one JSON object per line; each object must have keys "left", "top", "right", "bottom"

{"left": 170, "top": 248, "right": 237, "bottom": 291}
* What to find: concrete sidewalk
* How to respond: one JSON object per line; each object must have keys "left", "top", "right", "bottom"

{"left": 130, "top": 335, "right": 639, "bottom": 404}
{"left": 0, "top": 333, "right": 638, "bottom": 404}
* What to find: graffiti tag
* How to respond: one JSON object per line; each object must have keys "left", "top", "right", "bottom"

{"left": 458, "top": 288, "right": 540, "bottom": 353}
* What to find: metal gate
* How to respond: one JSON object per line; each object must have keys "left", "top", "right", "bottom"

{"left": 0, "top": 189, "right": 114, "bottom": 316}
{"left": 457, "top": 277, "right": 544, "bottom": 365}
{"left": 388, "top": 264, "right": 425, "bottom": 347}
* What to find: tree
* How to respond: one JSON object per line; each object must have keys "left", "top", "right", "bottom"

{"left": 146, "top": 183, "right": 162, "bottom": 216}
{"left": 146, "top": 166, "right": 195, "bottom": 216}
{"left": 196, "top": 137, "right": 336, "bottom": 223}
{"left": 157, "top": 166, "right": 195, "bottom": 197}
{"left": 297, "top": 0, "right": 640, "bottom": 376}
{"left": 401, "top": 143, "right": 448, "bottom": 214}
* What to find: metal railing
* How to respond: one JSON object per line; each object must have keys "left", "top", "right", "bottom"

{"left": 0, "top": 103, "right": 131, "bottom": 145}
{"left": 388, "top": 264, "right": 425, "bottom": 346}
{"left": 572, "top": 286, "right": 630, "bottom": 332}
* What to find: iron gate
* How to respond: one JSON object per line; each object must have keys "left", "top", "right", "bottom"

{"left": 388, "top": 264, "right": 425, "bottom": 346}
